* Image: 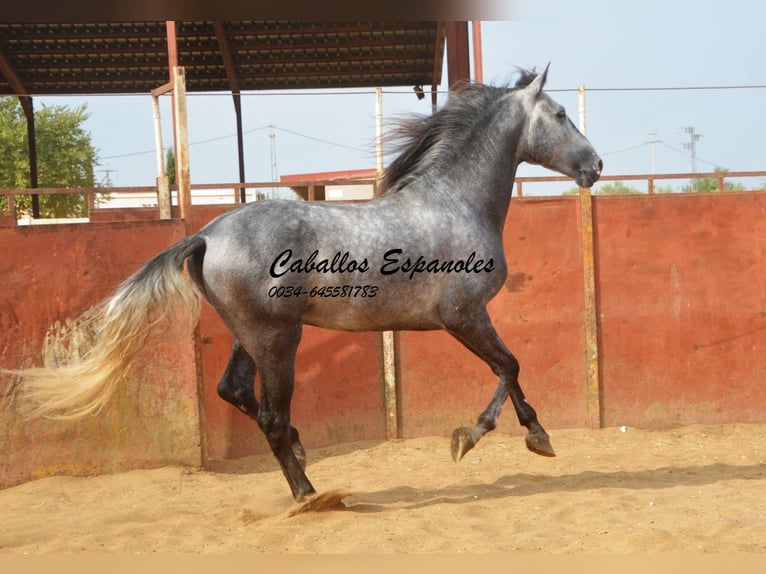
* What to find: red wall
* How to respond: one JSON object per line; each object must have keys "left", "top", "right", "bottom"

{"left": 2, "top": 192, "right": 765, "bottom": 487}
{"left": 595, "top": 192, "right": 766, "bottom": 427}
{"left": 0, "top": 221, "right": 201, "bottom": 488}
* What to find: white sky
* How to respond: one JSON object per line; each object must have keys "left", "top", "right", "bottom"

{"left": 35, "top": 0, "right": 766, "bottom": 194}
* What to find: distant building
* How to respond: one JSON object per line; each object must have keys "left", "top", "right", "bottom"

{"left": 280, "top": 168, "right": 377, "bottom": 201}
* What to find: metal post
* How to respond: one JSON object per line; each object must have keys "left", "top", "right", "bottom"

{"left": 151, "top": 93, "right": 171, "bottom": 219}
{"left": 23, "top": 97, "right": 40, "bottom": 218}
{"left": 234, "top": 94, "right": 246, "bottom": 203}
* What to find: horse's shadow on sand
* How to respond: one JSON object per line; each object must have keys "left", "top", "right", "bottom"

{"left": 339, "top": 462, "right": 766, "bottom": 514}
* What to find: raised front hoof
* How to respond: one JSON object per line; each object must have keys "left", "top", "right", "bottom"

{"left": 451, "top": 426, "right": 478, "bottom": 462}
{"left": 525, "top": 431, "right": 556, "bottom": 457}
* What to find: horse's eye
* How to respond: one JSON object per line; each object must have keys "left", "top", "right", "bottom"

{"left": 556, "top": 108, "right": 567, "bottom": 120}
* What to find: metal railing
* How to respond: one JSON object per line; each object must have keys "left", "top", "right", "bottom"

{"left": 513, "top": 170, "right": 766, "bottom": 197}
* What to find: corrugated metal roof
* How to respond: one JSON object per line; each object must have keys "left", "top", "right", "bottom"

{"left": 0, "top": 21, "right": 445, "bottom": 95}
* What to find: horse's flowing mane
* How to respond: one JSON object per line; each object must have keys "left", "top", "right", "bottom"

{"left": 379, "top": 69, "right": 540, "bottom": 194}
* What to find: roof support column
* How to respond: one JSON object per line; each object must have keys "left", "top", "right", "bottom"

{"left": 165, "top": 21, "right": 207, "bottom": 469}
{"left": 166, "top": 21, "right": 193, "bottom": 233}
{"left": 171, "top": 66, "right": 193, "bottom": 235}
{"left": 232, "top": 94, "right": 246, "bottom": 203}
{"left": 445, "top": 21, "right": 470, "bottom": 90}
{"left": 21, "top": 97, "right": 40, "bottom": 218}
{"left": 214, "top": 22, "right": 247, "bottom": 204}
{"left": 1, "top": 49, "right": 39, "bottom": 218}
{"left": 471, "top": 21, "right": 483, "bottom": 83}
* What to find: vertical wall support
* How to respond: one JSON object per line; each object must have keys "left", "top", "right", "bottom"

{"left": 579, "top": 186, "right": 602, "bottom": 428}
{"left": 375, "top": 86, "right": 400, "bottom": 440}
{"left": 164, "top": 21, "right": 207, "bottom": 469}
{"left": 578, "top": 84, "right": 602, "bottom": 428}
{"left": 172, "top": 66, "right": 193, "bottom": 235}
{"left": 381, "top": 331, "right": 399, "bottom": 439}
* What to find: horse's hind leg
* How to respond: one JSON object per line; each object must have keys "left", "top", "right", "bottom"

{"left": 217, "top": 340, "right": 259, "bottom": 417}
{"left": 445, "top": 308, "right": 555, "bottom": 462}
{"left": 217, "top": 339, "right": 307, "bottom": 470}
{"left": 239, "top": 321, "right": 316, "bottom": 502}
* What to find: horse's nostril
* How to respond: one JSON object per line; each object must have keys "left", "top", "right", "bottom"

{"left": 597, "top": 158, "right": 604, "bottom": 172}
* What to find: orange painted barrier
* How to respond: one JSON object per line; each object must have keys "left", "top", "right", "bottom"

{"left": 0, "top": 220, "right": 200, "bottom": 488}
{"left": 594, "top": 192, "right": 766, "bottom": 427}
{"left": 2, "top": 191, "right": 765, "bottom": 488}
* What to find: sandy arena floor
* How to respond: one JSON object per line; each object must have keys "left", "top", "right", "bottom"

{"left": 1, "top": 423, "right": 765, "bottom": 553}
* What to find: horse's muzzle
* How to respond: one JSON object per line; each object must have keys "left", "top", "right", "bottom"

{"left": 576, "top": 156, "right": 603, "bottom": 188}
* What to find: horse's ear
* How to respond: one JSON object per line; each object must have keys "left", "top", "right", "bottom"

{"left": 527, "top": 63, "right": 550, "bottom": 96}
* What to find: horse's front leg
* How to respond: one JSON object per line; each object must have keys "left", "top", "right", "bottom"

{"left": 445, "top": 308, "right": 555, "bottom": 462}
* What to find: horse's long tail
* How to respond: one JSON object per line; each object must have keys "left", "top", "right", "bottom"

{"left": 14, "top": 234, "right": 206, "bottom": 420}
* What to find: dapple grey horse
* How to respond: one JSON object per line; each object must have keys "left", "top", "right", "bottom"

{"left": 17, "top": 66, "right": 602, "bottom": 502}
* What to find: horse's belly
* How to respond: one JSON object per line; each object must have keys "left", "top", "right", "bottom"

{"left": 301, "top": 298, "right": 441, "bottom": 332}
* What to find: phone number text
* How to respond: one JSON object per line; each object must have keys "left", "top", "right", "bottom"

{"left": 267, "top": 285, "right": 379, "bottom": 298}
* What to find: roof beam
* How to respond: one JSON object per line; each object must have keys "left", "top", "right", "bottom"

{"left": 214, "top": 22, "right": 246, "bottom": 202}
{"left": 0, "top": 21, "right": 446, "bottom": 95}
{"left": 214, "top": 21, "right": 241, "bottom": 95}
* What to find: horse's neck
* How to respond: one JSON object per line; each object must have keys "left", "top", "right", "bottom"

{"left": 416, "top": 116, "right": 522, "bottom": 232}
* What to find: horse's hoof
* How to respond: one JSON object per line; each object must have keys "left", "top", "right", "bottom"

{"left": 451, "top": 426, "right": 477, "bottom": 462}
{"left": 287, "top": 489, "right": 350, "bottom": 517}
{"left": 525, "top": 431, "right": 556, "bottom": 457}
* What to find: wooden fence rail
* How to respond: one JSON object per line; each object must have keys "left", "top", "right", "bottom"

{"left": 3, "top": 170, "right": 766, "bottom": 224}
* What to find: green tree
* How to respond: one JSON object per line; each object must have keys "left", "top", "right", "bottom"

{"left": 593, "top": 182, "right": 645, "bottom": 195}
{"left": 165, "top": 147, "right": 176, "bottom": 185}
{"left": 0, "top": 97, "right": 99, "bottom": 218}
{"left": 563, "top": 182, "right": 644, "bottom": 195}
{"left": 682, "top": 167, "right": 745, "bottom": 193}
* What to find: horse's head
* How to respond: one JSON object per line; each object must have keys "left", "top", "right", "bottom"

{"left": 516, "top": 64, "right": 603, "bottom": 188}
